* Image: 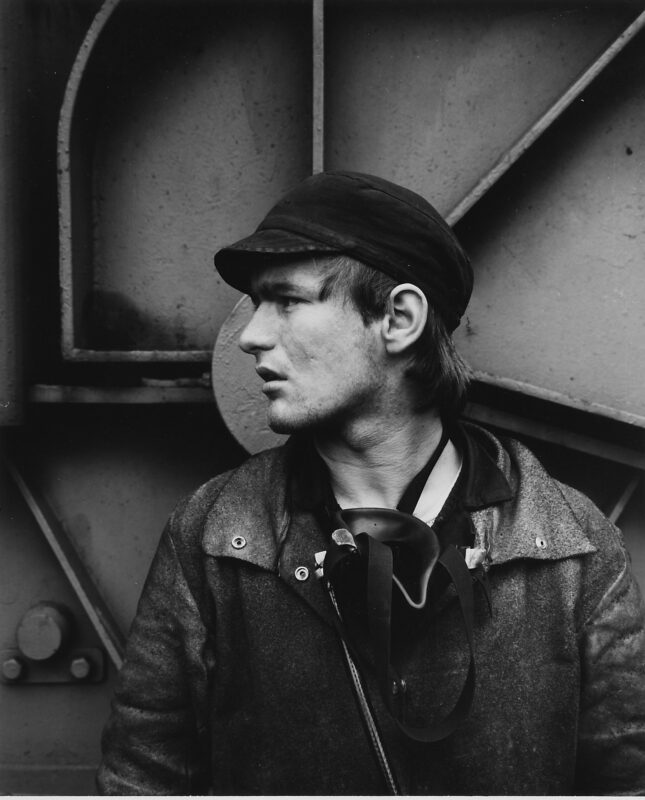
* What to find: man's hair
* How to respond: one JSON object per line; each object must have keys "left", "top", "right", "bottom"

{"left": 317, "top": 255, "right": 472, "bottom": 418}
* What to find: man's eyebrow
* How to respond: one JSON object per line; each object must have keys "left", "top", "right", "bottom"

{"left": 251, "top": 278, "right": 311, "bottom": 297}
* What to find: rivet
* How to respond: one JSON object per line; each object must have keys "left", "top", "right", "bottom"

{"left": 231, "top": 536, "right": 247, "bottom": 550}
{"left": 294, "top": 566, "right": 309, "bottom": 582}
{"left": 70, "top": 657, "right": 91, "bottom": 680}
{"left": 535, "top": 536, "right": 547, "bottom": 550}
{"left": 2, "top": 658, "right": 24, "bottom": 681}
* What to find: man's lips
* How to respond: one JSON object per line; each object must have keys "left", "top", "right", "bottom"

{"left": 256, "top": 366, "right": 287, "bottom": 393}
{"left": 256, "top": 365, "right": 285, "bottom": 382}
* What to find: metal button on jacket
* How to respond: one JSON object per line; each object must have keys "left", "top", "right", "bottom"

{"left": 294, "top": 566, "right": 309, "bottom": 582}
{"left": 231, "top": 536, "right": 247, "bottom": 550}
{"left": 535, "top": 536, "right": 547, "bottom": 550}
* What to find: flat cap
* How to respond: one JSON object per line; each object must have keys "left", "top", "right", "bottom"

{"left": 214, "top": 171, "right": 473, "bottom": 331}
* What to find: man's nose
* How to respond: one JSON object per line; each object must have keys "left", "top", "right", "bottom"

{"left": 238, "top": 304, "right": 274, "bottom": 354}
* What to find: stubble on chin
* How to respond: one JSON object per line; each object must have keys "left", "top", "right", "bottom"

{"left": 267, "top": 417, "right": 297, "bottom": 435}
{"left": 266, "top": 403, "right": 364, "bottom": 440}
{"left": 266, "top": 399, "right": 332, "bottom": 436}
{"left": 265, "top": 401, "right": 303, "bottom": 434}
{"left": 267, "top": 410, "right": 315, "bottom": 435}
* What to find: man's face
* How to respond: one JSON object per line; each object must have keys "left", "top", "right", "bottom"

{"left": 238, "top": 259, "right": 385, "bottom": 434}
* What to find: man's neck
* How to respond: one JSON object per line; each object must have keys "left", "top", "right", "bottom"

{"left": 314, "top": 411, "right": 444, "bottom": 509}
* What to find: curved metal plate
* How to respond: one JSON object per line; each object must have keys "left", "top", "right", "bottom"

{"left": 212, "top": 296, "right": 286, "bottom": 455}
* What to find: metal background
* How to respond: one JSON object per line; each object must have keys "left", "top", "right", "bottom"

{"left": 1, "top": 0, "right": 643, "bottom": 793}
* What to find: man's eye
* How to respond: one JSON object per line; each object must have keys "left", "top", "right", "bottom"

{"left": 278, "top": 296, "right": 301, "bottom": 308}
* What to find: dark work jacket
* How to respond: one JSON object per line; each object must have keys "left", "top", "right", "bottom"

{"left": 97, "top": 423, "right": 645, "bottom": 795}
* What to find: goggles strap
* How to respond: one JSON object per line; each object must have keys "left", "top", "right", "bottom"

{"left": 361, "top": 531, "right": 476, "bottom": 742}
{"left": 321, "top": 424, "right": 477, "bottom": 742}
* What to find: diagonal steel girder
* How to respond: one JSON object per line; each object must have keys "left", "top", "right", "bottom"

{"left": 446, "top": 7, "right": 645, "bottom": 226}
{"left": 4, "top": 455, "right": 126, "bottom": 669}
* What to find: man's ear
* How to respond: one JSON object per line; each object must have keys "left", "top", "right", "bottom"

{"left": 381, "top": 283, "right": 428, "bottom": 354}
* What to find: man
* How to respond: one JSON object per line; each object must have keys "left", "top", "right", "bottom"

{"left": 98, "top": 171, "right": 645, "bottom": 794}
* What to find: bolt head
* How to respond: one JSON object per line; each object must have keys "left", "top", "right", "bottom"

{"left": 17, "top": 604, "right": 72, "bottom": 661}
{"left": 69, "top": 657, "right": 91, "bottom": 680}
{"left": 2, "top": 658, "right": 24, "bottom": 681}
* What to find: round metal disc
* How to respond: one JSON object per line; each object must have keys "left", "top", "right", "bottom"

{"left": 212, "top": 296, "right": 287, "bottom": 455}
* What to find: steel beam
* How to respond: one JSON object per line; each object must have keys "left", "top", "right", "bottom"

{"left": 609, "top": 475, "right": 641, "bottom": 524}
{"left": 464, "top": 403, "right": 645, "bottom": 472}
{"left": 312, "top": 0, "right": 325, "bottom": 173}
{"left": 447, "top": 8, "right": 645, "bottom": 225}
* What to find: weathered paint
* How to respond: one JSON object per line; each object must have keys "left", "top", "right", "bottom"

{"left": 324, "top": 3, "right": 636, "bottom": 214}
{"left": 63, "top": 1, "right": 312, "bottom": 354}
{"left": 453, "top": 36, "right": 645, "bottom": 422}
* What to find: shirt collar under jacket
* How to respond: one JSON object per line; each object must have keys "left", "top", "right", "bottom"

{"left": 286, "top": 420, "right": 514, "bottom": 515}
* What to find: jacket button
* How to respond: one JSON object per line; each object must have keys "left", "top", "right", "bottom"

{"left": 294, "top": 566, "right": 309, "bottom": 582}
{"left": 231, "top": 536, "right": 247, "bottom": 550}
{"left": 535, "top": 536, "right": 547, "bottom": 550}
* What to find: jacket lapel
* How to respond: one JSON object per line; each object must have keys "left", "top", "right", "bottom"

{"left": 464, "top": 423, "right": 597, "bottom": 565}
{"left": 201, "top": 450, "right": 286, "bottom": 572}
{"left": 201, "top": 446, "right": 337, "bottom": 627}
{"left": 276, "top": 506, "right": 338, "bottom": 627}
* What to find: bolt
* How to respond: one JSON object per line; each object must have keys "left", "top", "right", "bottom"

{"left": 17, "top": 603, "right": 72, "bottom": 661}
{"left": 69, "top": 656, "right": 91, "bottom": 680}
{"left": 2, "top": 657, "right": 24, "bottom": 681}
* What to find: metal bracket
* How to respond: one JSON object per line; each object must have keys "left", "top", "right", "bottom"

{"left": 4, "top": 456, "right": 126, "bottom": 670}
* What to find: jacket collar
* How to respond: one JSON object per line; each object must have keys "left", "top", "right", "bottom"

{"left": 463, "top": 423, "right": 597, "bottom": 565}
{"left": 202, "top": 449, "right": 288, "bottom": 572}
{"left": 201, "top": 422, "right": 596, "bottom": 614}
{"left": 201, "top": 445, "right": 337, "bottom": 626}
{"left": 452, "top": 422, "right": 514, "bottom": 510}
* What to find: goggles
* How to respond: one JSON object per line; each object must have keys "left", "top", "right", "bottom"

{"left": 314, "top": 432, "right": 490, "bottom": 742}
